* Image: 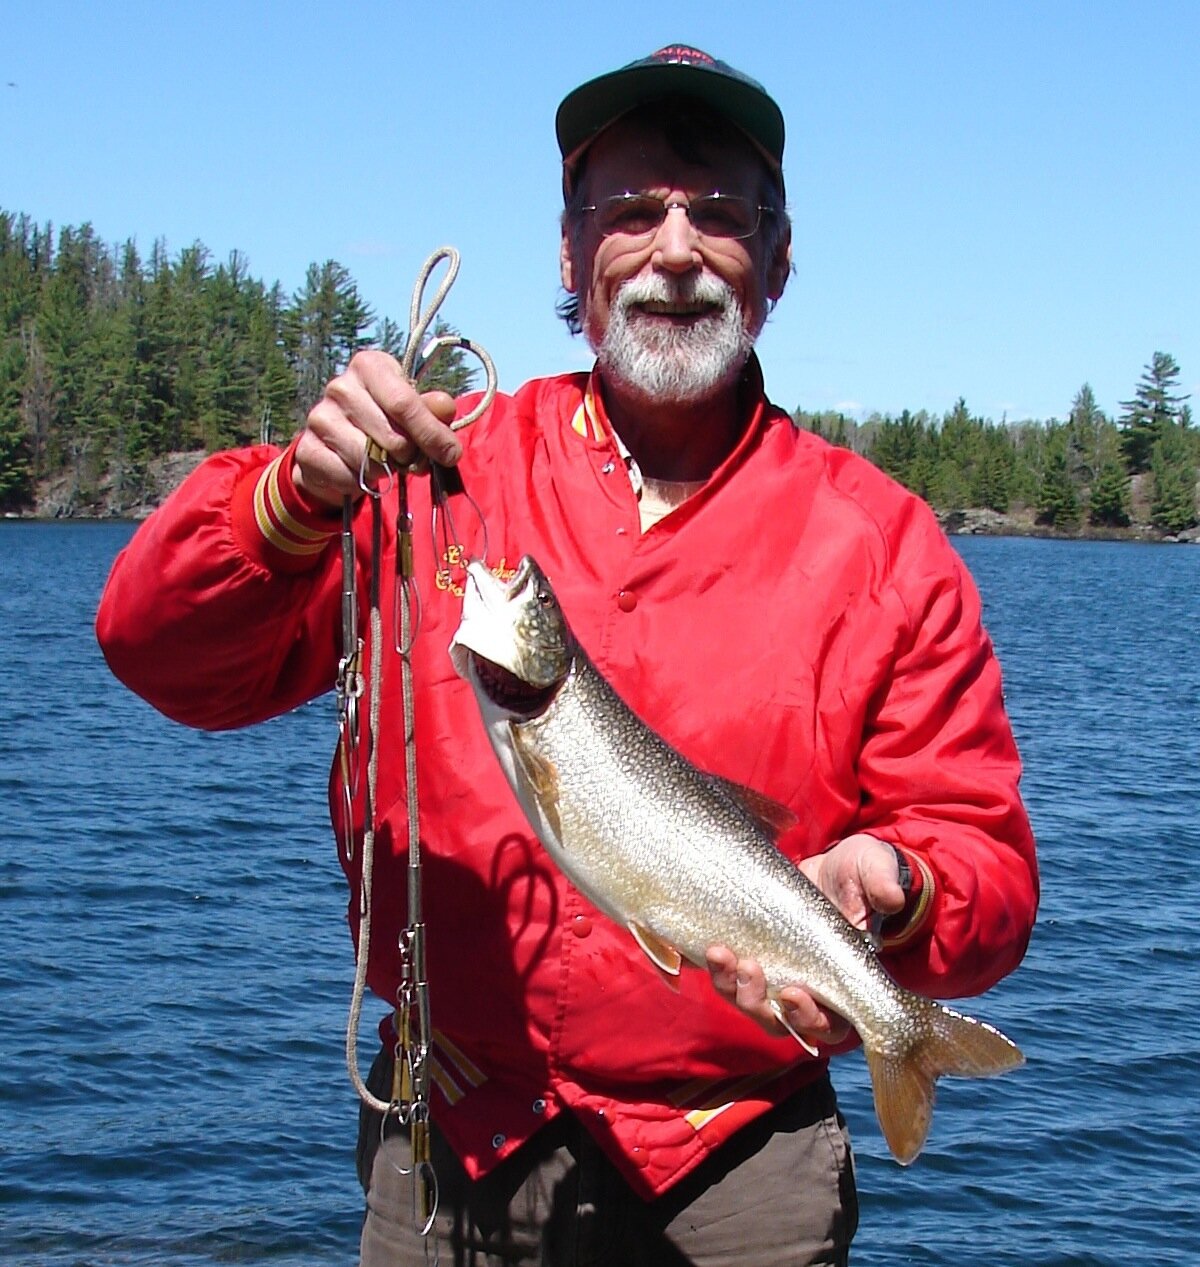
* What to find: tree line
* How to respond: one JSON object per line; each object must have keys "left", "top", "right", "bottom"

{"left": 796, "top": 353, "right": 1196, "bottom": 536}
{"left": 0, "top": 209, "right": 475, "bottom": 513}
{"left": 1, "top": 207, "right": 1196, "bottom": 532}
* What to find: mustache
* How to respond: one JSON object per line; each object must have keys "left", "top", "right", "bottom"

{"left": 613, "top": 273, "right": 734, "bottom": 313}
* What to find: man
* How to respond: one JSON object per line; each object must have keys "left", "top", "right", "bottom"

{"left": 97, "top": 46, "right": 1038, "bottom": 1267}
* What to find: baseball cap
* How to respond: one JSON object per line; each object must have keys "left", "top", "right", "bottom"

{"left": 556, "top": 44, "right": 785, "bottom": 189}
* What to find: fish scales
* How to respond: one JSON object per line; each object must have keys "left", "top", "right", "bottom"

{"left": 450, "top": 554, "right": 1024, "bottom": 1163}
{"left": 518, "top": 658, "right": 896, "bottom": 1030}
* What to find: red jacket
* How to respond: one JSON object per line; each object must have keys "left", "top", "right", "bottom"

{"left": 96, "top": 360, "right": 1038, "bottom": 1198}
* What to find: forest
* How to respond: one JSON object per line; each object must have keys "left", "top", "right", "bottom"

{"left": 1, "top": 208, "right": 1197, "bottom": 535}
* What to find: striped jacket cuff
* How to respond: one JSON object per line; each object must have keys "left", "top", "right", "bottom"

{"left": 231, "top": 436, "right": 341, "bottom": 573}
{"left": 879, "top": 847, "right": 937, "bottom": 951}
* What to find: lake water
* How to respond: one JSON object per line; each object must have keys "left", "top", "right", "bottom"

{"left": 1, "top": 522, "right": 1198, "bottom": 1266}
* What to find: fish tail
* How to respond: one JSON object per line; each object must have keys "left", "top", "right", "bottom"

{"left": 863, "top": 1002, "right": 1024, "bottom": 1165}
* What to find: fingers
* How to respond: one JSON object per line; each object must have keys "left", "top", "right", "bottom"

{"left": 704, "top": 947, "right": 850, "bottom": 1047}
{"left": 777, "top": 984, "right": 851, "bottom": 1045}
{"left": 293, "top": 351, "right": 465, "bottom": 505}
{"left": 799, "top": 834, "right": 906, "bottom": 932}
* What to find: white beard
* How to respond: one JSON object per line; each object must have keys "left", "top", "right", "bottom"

{"left": 589, "top": 274, "right": 761, "bottom": 405}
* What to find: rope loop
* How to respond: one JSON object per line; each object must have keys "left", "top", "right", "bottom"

{"left": 342, "top": 249, "right": 495, "bottom": 1253}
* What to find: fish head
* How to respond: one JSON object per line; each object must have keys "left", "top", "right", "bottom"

{"left": 450, "top": 555, "right": 575, "bottom": 718}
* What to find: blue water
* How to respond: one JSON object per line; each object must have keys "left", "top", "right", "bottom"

{"left": 2, "top": 522, "right": 1198, "bottom": 1265}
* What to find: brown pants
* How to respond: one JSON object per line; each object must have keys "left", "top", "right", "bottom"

{"left": 357, "top": 1049, "right": 858, "bottom": 1266}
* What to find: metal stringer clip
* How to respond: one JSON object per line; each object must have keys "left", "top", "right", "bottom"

{"left": 343, "top": 247, "right": 496, "bottom": 1257}
{"left": 336, "top": 499, "right": 364, "bottom": 861}
{"left": 391, "top": 921, "right": 438, "bottom": 1235}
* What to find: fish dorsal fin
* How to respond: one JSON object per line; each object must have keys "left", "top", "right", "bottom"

{"left": 629, "top": 922, "right": 683, "bottom": 976}
{"left": 709, "top": 776, "right": 798, "bottom": 841}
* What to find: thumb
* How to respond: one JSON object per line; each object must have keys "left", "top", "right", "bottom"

{"left": 420, "top": 390, "right": 458, "bottom": 427}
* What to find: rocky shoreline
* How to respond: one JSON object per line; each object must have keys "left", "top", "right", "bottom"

{"left": 8, "top": 452, "right": 1199, "bottom": 545}
{"left": 939, "top": 506, "right": 1200, "bottom": 544}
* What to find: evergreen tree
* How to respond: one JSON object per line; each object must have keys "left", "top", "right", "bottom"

{"left": 0, "top": 336, "right": 31, "bottom": 509}
{"left": 1087, "top": 428, "right": 1132, "bottom": 528}
{"left": 415, "top": 319, "right": 480, "bottom": 398}
{"left": 929, "top": 399, "right": 981, "bottom": 511}
{"left": 973, "top": 428, "right": 1014, "bottom": 512}
{"left": 373, "top": 315, "right": 407, "bottom": 360}
{"left": 1119, "top": 352, "right": 1188, "bottom": 473}
{"left": 1036, "top": 426, "right": 1080, "bottom": 528}
{"left": 285, "top": 260, "right": 374, "bottom": 413}
{"left": 1149, "top": 421, "right": 1198, "bottom": 533}
{"left": 370, "top": 317, "right": 480, "bottom": 398}
{"left": 1067, "top": 383, "right": 1105, "bottom": 487}
{"left": 868, "top": 408, "right": 925, "bottom": 487}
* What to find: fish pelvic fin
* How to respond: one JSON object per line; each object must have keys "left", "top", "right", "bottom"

{"left": 629, "top": 922, "right": 683, "bottom": 977}
{"left": 769, "top": 999, "right": 820, "bottom": 1058}
{"left": 863, "top": 1003, "right": 1024, "bottom": 1166}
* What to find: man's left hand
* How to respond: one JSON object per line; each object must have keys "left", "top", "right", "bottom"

{"left": 705, "top": 834, "right": 906, "bottom": 1047}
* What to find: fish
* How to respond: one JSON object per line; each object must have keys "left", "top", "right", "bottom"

{"left": 449, "top": 554, "right": 1023, "bottom": 1164}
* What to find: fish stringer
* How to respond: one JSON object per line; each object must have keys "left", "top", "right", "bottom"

{"left": 339, "top": 247, "right": 497, "bottom": 1248}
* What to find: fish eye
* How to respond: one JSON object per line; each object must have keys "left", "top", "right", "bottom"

{"left": 536, "top": 589, "right": 553, "bottom": 607}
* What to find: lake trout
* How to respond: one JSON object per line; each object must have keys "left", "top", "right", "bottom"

{"left": 449, "top": 554, "right": 1023, "bottom": 1163}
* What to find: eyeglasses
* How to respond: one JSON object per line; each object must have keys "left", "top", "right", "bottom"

{"left": 580, "top": 192, "right": 773, "bottom": 242}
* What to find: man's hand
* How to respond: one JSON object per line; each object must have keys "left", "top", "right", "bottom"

{"left": 293, "top": 350, "right": 464, "bottom": 507}
{"left": 705, "top": 833, "right": 907, "bottom": 1048}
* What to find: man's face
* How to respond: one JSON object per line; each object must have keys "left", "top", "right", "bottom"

{"left": 561, "top": 114, "right": 790, "bottom": 405}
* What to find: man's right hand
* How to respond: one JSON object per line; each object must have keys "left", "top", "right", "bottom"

{"left": 293, "top": 350, "right": 464, "bottom": 507}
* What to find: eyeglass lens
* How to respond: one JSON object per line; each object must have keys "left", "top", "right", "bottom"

{"left": 593, "top": 194, "right": 762, "bottom": 240}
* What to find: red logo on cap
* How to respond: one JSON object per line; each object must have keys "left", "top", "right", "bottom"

{"left": 651, "top": 45, "right": 715, "bottom": 67}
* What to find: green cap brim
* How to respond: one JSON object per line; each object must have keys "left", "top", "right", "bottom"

{"left": 556, "top": 50, "right": 784, "bottom": 183}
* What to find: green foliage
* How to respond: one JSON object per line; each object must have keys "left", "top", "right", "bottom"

{"left": 373, "top": 316, "right": 480, "bottom": 399}
{"left": 0, "top": 206, "right": 478, "bottom": 512}
{"left": 284, "top": 259, "right": 375, "bottom": 415}
{"left": 793, "top": 365, "right": 1193, "bottom": 537}
{"left": 1088, "top": 446, "right": 1132, "bottom": 527}
{"left": 1149, "top": 421, "right": 1198, "bottom": 534}
{"left": 1, "top": 201, "right": 1194, "bottom": 534}
{"left": 1119, "top": 352, "right": 1189, "bottom": 474}
{"left": 1036, "top": 426, "right": 1080, "bottom": 528}
{"left": 0, "top": 335, "right": 31, "bottom": 509}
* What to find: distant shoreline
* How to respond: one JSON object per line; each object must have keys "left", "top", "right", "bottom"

{"left": 10, "top": 450, "right": 1198, "bottom": 545}
{"left": 6, "top": 505, "right": 1197, "bottom": 546}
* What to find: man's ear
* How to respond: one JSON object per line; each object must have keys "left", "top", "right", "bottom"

{"left": 767, "top": 226, "right": 792, "bottom": 302}
{"left": 560, "top": 229, "right": 577, "bottom": 294}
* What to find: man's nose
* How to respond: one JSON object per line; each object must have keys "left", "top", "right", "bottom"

{"left": 652, "top": 203, "right": 701, "bottom": 273}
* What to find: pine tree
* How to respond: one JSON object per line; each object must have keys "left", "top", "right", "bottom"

{"left": 285, "top": 260, "right": 375, "bottom": 414}
{"left": 0, "top": 336, "right": 31, "bottom": 509}
{"left": 868, "top": 408, "right": 926, "bottom": 487}
{"left": 1036, "top": 426, "right": 1080, "bottom": 528}
{"left": 1149, "top": 421, "right": 1198, "bottom": 534}
{"left": 973, "top": 428, "right": 1014, "bottom": 512}
{"left": 1087, "top": 426, "right": 1132, "bottom": 527}
{"left": 369, "top": 317, "right": 480, "bottom": 398}
{"left": 1119, "top": 352, "right": 1188, "bottom": 473}
{"left": 1067, "top": 383, "right": 1105, "bottom": 486}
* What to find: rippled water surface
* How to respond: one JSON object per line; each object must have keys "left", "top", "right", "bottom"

{"left": 2, "top": 523, "right": 1198, "bottom": 1265}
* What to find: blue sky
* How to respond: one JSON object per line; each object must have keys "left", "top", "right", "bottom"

{"left": 4, "top": 1, "right": 1197, "bottom": 423}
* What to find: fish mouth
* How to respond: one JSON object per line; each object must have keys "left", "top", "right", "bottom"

{"left": 470, "top": 653, "right": 558, "bottom": 718}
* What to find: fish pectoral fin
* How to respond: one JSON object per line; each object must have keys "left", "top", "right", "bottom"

{"left": 629, "top": 922, "right": 683, "bottom": 976}
{"left": 510, "top": 730, "right": 562, "bottom": 838}
{"left": 709, "top": 776, "right": 798, "bottom": 841}
{"left": 511, "top": 730, "right": 559, "bottom": 798}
